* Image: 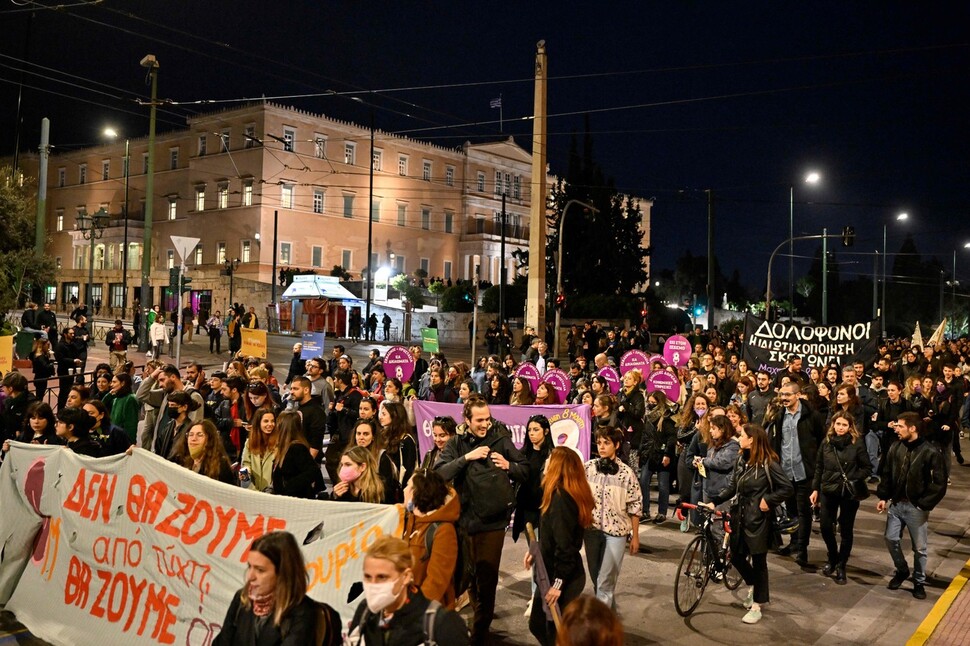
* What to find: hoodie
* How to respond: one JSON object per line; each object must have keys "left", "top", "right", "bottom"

{"left": 405, "top": 490, "right": 461, "bottom": 609}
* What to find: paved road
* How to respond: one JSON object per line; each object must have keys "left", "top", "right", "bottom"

{"left": 6, "top": 321, "right": 970, "bottom": 644}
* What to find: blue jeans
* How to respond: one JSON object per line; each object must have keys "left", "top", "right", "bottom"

{"left": 583, "top": 529, "right": 628, "bottom": 609}
{"left": 639, "top": 463, "right": 671, "bottom": 517}
{"left": 865, "top": 430, "right": 881, "bottom": 474}
{"left": 885, "top": 500, "right": 929, "bottom": 584}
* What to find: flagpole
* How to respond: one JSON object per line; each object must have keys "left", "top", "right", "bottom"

{"left": 500, "top": 93, "right": 503, "bottom": 132}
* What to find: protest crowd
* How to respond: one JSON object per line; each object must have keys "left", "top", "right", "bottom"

{"left": 0, "top": 308, "right": 965, "bottom": 645}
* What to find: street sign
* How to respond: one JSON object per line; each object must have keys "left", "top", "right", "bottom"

{"left": 170, "top": 235, "right": 201, "bottom": 263}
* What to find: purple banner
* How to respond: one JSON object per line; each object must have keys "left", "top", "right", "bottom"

{"left": 413, "top": 401, "right": 592, "bottom": 462}
{"left": 542, "top": 368, "right": 571, "bottom": 404}
{"left": 598, "top": 366, "right": 621, "bottom": 395}
{"left": 663, "top": 335, "right": 691, "bottom": 367}
{"left": 514, "top": 362, "right": 541, "bottom": 394}
{"left": 619, "top": 349, "right": 650, "bottom": 376}
{"left": 647, "top": 370, "right": 681, "bottom": 402}
{"left": 383, "top": 345, "right": 414, "bottom": 383}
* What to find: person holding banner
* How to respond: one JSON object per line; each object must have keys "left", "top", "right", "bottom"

{"left": 272, "top": 411, "right": 326, "bottom": 499}
{"left": 55, "top": 406, "right": 100, "bottom": 457}
{"left": 333, "top": 446, "right": 386, "bottom": 504}
{"left": 526, "top": 447, "right": 594, "bottom": 646}
{"left": 214, "top": 531, "right": 330, "bottom": 646}
{"left": 173, "top": 420, "right": 236, "bottom": 484}
{"left": 241, "top": 409, "right": 279, "bottom": 492}
{"left": 353, "top": 418, "right": 401, "bottom": 504}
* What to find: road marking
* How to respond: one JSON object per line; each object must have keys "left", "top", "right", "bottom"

{"left": 906, "top": 558, "right": 970, "bottom": 645}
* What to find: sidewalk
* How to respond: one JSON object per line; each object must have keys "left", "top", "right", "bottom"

{"left": 910, "top": 558, "right": 970, "bottom": 645}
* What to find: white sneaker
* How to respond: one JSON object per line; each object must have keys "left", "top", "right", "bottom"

{"left": 742, "top": 607, "right": 762, "bottom": 624}
{"left": 524, "top": 597, "right": 534, "bottom": 617}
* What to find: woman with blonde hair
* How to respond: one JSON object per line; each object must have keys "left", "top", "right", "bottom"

{"left": 333, "top": 445, "right": 386, "bottom": 504}
{"left": 526, "top": 447, "right": 594, "bottom": 645}
{"left": 809, "top": 411, "right": 872, "bottom": 584}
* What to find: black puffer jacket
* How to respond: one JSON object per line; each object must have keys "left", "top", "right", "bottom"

{"left": 876, "top": 437, "right": 948, "bottom": 511}
{"left": 616, "top": 387, "right": 646, "bottom": 450}
{"left": 712, "top": 454, "right": 794, "bottom": 555}
{"left": 639, "top": 413, "right": 676, "bottom": 469}
{"left": 811, "top": 433, "right": 872, "bottom": 497}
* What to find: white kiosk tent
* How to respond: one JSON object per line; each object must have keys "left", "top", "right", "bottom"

{"left": 280, "top": 275, "right": 363, "bottom": 334}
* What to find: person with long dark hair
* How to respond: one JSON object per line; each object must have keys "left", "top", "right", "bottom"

{"left": 30, "top": 337, "right": 54, "bottom": 402}
{"left": 352, "top": 417, "right": 400, "bottom": 503}
{"left": 173, "top": 420, "right": 235, "bottom": 484}
{"left": 708, "top": 424, "right": 794, "bottom": 625}
{"left": 379, "top": 401, "right": 418, "bottom": 492}
{"left": 240, "top": 408, "right": 278, "bottom": 492}
{"left": 214, "top": 531, "right": 336, "bottom": 646}
{"left": 272, "top": 411, "right": 326, "bottom": 499}
{"left": 526, "top": 447, "right": 594, "bottom": 646}
{"left": 639, "top": 390, "right": 677, "bottom": 524}
{"left": 101, "top": 372, "right": 139, "bottom": 443}
{"left": 55, "top": 407, "right": 99, "bottom": 456}
{"left": 485, "top": 373, "right": 511, "bottom": 406}
{"left": 810, "top": 411, "right": 872, "bottom": 584}
{"left": 675, "top": 394, "right": 710, "bottom": 531}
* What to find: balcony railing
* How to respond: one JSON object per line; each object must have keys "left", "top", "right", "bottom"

{"left": 462, "top": 218, "right": 529, "bottom": 240}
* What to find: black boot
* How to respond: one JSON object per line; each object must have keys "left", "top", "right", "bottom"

{"left": 821, "top": 560, "right": 837, "bottom": 577}
{"left": 834, "top": 564, "right": 847, "bottom": 585}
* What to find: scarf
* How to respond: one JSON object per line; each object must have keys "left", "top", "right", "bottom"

{"left": 646, "top": 405, "right": 665, "bottom": 426}
{"left": 251, "top": 590, "right": 275, "bottom": 618}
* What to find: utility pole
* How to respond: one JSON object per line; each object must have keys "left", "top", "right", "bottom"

{"left": 35, "top": 117, "right": 49, "bottom": 257}
{"left": 365, "top": 109, "right": 375, "bottom": 340}
{"left": 138, "top": 55, "right": 159, "bottom": 352}
{"left": 525, "top": 40, "right": 548, "bottom": 335}
{"left": 499, "top": 193, "right": 507, "bottom": 327}
{"left": 706, "top": 189, "right": 714, "bottom": 330}
{"left": 822, "top": 227, "right": 828, "bottom": 325}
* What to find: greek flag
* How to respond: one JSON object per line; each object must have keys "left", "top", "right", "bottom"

{"left": 490, "top": 97, "right": 502, "bottom": 109}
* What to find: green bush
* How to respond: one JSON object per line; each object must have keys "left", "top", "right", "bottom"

{"left": 482, "top": 284, "right": 525, "bottom": 317}
{"left": 440, "top": 285, "right": 474, "bottom": 312}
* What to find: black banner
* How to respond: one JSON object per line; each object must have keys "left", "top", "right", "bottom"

{"left": 741, "top": 314, "right": 880, "bottom": 374}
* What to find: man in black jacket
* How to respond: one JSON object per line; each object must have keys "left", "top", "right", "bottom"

{"left": 436, "top": 398, "right": 528, "bottom": 646}
{"left": 288, "top": 377, "right": 327, "bottom": 462}
{"left": 71, "top": 315, "right": 91, "bottom": 383}
{"left": 765, "top": 381, "right": 824, "bottom": 566}
{"left": 36, "top": 302, "right": 57, "bottom": 339}
{"left": 876, "top": 412, "right": 947, "bottom": 600}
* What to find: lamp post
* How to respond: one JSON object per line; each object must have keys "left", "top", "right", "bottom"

{"left": 103, "top": 128, "right": 130, "bottom": 318}
{"left": 138, "top": 53, "right": 160, "bottom": 352}
{"left": 789, "top": 171, "right": 820, "bottom": 321}
{"left": 553, "top": 199, "right": 598, "bottom": 358}
{"left": 881, "top": 212, "right": 909, "bottom": 334}
{"left": 224, "top": 257, "right": 241, "bottom": 311}
{"left": 76, "top": 208, "right": 109, "bottom": 310}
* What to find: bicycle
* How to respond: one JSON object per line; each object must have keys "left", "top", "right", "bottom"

{"left": 673, "top": 502, "right": 743, "bottom": 617}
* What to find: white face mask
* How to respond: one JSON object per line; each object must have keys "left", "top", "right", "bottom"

{"left": 363, "top": 576, "right": 404, "bottom": 613}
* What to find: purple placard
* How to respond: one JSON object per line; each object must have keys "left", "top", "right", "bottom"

{"left": 542, "top": 368, "right": 571, "bottom": 404}
{"left": 619, "top": 349, "right": 650, "bottom": 377}
{"left": 663, "top": 335, "right": 691, "bottom": 367}
{"left": 598, "top": 366, "right": 621, "bottom": 395}
{"left": 647, "top": 370, "right": 682, "bottom": 401}
{"left": 413, "top": 401, "right": 591, "bottom": 461}
{"left": 383, "top": 345, "right": 414, "bottom": 383}
{"left": 514, "top": 362, "right": 541, "bottom": 394}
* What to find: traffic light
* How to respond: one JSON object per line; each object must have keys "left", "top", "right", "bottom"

{"left": 180, "top": 273, "right": 192, "bottom": 293}
{"left": 555, "top": 292, "right": 566, "bottom": 309}
{"left": 169, "top": 267, "right": 180, "bottom": 288}
{"left": 842, "top": 226, "right": 855, "bottom": 247}
{"left": 694, "top": 305, "right": 705, "bottom": 318}
{"left": 462, "top": 290, "right": 474, "bottom": 304}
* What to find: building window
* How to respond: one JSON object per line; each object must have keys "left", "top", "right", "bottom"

{"left": 341, "top": 249, "right": 352, "bottom": 270}
{"left": 505, "top": 173, "right": 511, "bottom": 196}
{"left": 420, "top": 258, "right": 430, "bottom": 276}
{"left": 194, "top": 245, "right": 203, "bottom": 265}
{"left": 421, "top": 208, "right": 431, "bottom": 230}
{"left": 314, "top": 135, "right": 327, "bottom": 159}
{"left": 397, "top": 203, "right": 406, "bottom": 227}
{"left": 142, "top": 153, "right": 149, "bottom": 174}
{"left": 444, "top": 211, "right": 454, "bottom": 233}
{"left": 281, "top": 184, "right": 293, "bottom": 209}
{"left": 243, "top": 180, "right": 253, "bottom": 206}
{"left": 344, "top": 142, "right": 356, "bottom": 165}
{"left": 445, "top": 166, "right": 454, "bottom": 186}
{"left": 195, "top": 187, "right": 205, "bottom": 212}
{"left": 79, "top": 164, "right": 87, "bottom": 184}
{"left": 477, "top": 171, "right": 485, "bottom": 192}
{"left": 56, "top": 209, "right": 64, "bottom": 231}
{"left": 282, "top": 127, "right": 295, "bottom": 152}
{"left": 241, "top": 240, "right": 251, "bottom": 263}
{"left": 394, "top": 255, "right": 405, "bottom": 274}
{"left": 169, "top": 148, "right": 179, "bottom": 170}
{"left": 398, "top": 155, "right": 408, "bottom": 176}
{"left": 313, "top": 189, "right": 324, "bottom": 214}
{"left": 371, "top": 149, "right": 382, "bottom": 172}
{"left": 371, "top": 198, "right": 380, "bottom": 222}
{"left": 102, "top": 160, "right": 110, "bottom": 181}
{"left": 168, "top": 198, "right": 177, "bottom": 220}
{"left": 279, "top": 242, "right": 292, "bottom": 265}
{"left": 444, "top": 261, "right": 452, "bottom": 281}
{"left": 311, "top": 246, "right": 322, "bottom": 268}
{"left": 218, "top": 183, "right": 229, "bottom": 209}
{"left": 57, "top": 167, "right": 65, "bottom": 187}
{"left": 217, "top": 242, "right": 226, "bottom": 263}
{"left": 422, "top": 160, "right": 432, "bottom": 181}
{"left": 167, "top": 250, "right": 175, "bottom": 269}
{"left": 220, "top": 129, "right": 230, "bottom": 152}
{"left": 109, "top": 283, "right": 124, "bottom": 308}
{"left": 513, "top": 175, "right": 521, "bottom": 199}
{"left": 495, "top": 171, "right": 502, "bottom": 195}
{"left": 244, "top": 124, "right": 256, "bottom": 148}
{"left": 198, "top": 135, "right": 207, "bottom": 156}
{"left": 343, "top": 194, "right": 355, "bottom": 218}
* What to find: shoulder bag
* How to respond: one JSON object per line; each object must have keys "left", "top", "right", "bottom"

{"left": 833, "top": 443, "right": 870, "bottom": 501}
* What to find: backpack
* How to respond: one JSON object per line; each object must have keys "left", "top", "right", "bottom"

{"left": 463, "top": 435, "right": 515, "bottom": 520}
{"left": 240, "top": 596, "right": 341, "bottom": 646}
{"left": 351, "top": 600, "right": 445, "bottom": 646}
{"left": 422, "top": 521, "right": 473, "bottom": 598}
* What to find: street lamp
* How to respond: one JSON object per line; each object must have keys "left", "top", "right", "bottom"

{"left": 76, "top": 208, "right": 109, "bottom": 310}
{"left": 103, "top": 127, "right": 130, "bottom": 318}
{"left": 881, "top": 212, "right": 909, "bottom": 334}
{"left": 224, "top": 257, "right": 241, "bottom": 310}
{"left": 553, "top": 199, "right": 598, "bottom": 357}
{"left": 138, "top": 53, "right": 160, "bottom": 352}
{"left": 789, "top": 171, "right": 821, "bottom": 321}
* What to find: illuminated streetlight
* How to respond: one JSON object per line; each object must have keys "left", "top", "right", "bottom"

{"left": 103, "top": 127, "right": 131, "bottom": 317}
{"left": 789, "top": 170, "right": 822, "bottom": 320}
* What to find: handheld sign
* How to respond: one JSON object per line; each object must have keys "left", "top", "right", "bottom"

{"left": 542, "top": 369, "right": 572, "bottom": 404}
{"left": 383, "top": 346, "right": 415, "bottom": 383}
{"left": 647, "top": 370, "right": 681, "bottom": 401}
{"left": 619, "top": 349, "right": 650, "bottom": 377}
{"left": 663, "top": 335, "right": 691, "bottom": 367}
{"left": 597, "top": 366, "right": 621, "bottom": 395}
{"left": 514, "top": 362, "right": 541, "bottom": 394}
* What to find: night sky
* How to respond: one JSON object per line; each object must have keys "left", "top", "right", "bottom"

{"left": 3, "top": 1, "right": 969, "bottom": 294}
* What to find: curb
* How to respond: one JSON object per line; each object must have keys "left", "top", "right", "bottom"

{"left": 907, "top": 558, "right": 970, "bottom": 645}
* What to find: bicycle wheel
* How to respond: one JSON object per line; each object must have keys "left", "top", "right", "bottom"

{"left": 674, "top": 535, "right": 710, "bottom": 617}
{"left": 723, "top": 552, "right": 744, "bottom": 591}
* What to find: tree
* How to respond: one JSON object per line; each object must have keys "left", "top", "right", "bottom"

{"left": 390, "top": 274, "right": 426, "bottom": 309}
{"left": 330, "top": 265, "right": 351, "bottom": 281}
{"left": 0, "top": 169, "right": 56, "bottom": 325}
